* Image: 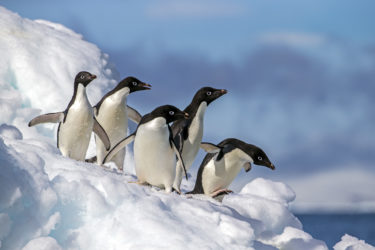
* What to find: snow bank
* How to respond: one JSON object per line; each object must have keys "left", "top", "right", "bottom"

{"left": 334, "top": 234, "right": 375, "bottom": 250}
{"left": 0, "top": 6, "right": 118, "bottom": 140}
{"left": 0, "top": 128, "right": 328, "bottom": 249}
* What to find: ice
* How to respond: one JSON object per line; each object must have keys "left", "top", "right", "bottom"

{"left": 0, "top": 6, "right": 373, "bottom": 249}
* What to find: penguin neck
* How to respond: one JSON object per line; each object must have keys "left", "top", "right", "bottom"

{"left": 75, "top": 84, "right": 89, "bottom": 102}
{"left": 217, "top": 148, "right": 253, "bottom": 183}
{"left": 144, "top": 117, "right": 168, "bottom": 130}
{"left": 109, "top": 87, "right": 130, "bottom": 105}
{"left": 69, "top": 83, "right": 90, "bottom": 108}
{"left": 187, "top": 101, "right": 207, "bottom": 122}
{"left": 185, "top": 101, "right": 207, "bottom": 120}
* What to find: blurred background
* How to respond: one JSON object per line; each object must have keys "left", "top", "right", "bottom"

{"left": 2, "top": 0, "right": 374, "bottom": 246}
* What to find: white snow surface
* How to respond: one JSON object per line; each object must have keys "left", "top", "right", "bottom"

{"left": 0, "top": 6, "right": 372, "bottom": 250}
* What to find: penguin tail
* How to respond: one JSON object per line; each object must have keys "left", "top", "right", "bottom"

{"left": 85, "top": 156, "right": 97, "bottom": 163}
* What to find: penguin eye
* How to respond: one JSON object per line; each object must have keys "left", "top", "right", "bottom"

{"left": 206, "top": 91, "right": 212, "bottom": 96}
{"left": 80, "top": 75, "right": 85, "bottom": 79}
{"left": 132, "top": 82, "right": 137, "bottom": 86}
{"left": 169, "top": 111, "right": 174, "bottom": 116}
{"left": 258, "top": 156, "right": 263, "bottom": 161}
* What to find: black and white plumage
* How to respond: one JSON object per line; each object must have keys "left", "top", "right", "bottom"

{"left": 104, "top": 105, "right": 189, "bottom": 193}
{"left": 171, "top": 87, "right": 227, "bottom": 192}
{"left": 92, "top": 76, "right": 151, "bottom": 170}
{"left": 28, "top": 71, "right": 110, "bottom": 161}
{"left": 188, "top": 138, "right": 275, "bottom": 198}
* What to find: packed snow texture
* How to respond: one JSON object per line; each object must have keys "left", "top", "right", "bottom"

{"left": 0, "top": 128, "right": 328, "bottom": 249}
{"left": 0, "top": 6, "right": 372, "bottom": 250}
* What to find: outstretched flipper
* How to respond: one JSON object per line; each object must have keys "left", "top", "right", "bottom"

{"left": 170, "top": 138, "right": 188, "bottom": 180}
{"left": 93, "top": 117, "right": 111, "bottom": 151}
{"left": 200, "top": 142, "right": 222, "bottom": 153}
{"left": 127, "top": 105, "right": 142, "bottom": 124}
{"left": 104, "top": 133, "right": 135, "bottom": 163}
{"left": 28, "top": 112, "right": 64, "bottom": 127}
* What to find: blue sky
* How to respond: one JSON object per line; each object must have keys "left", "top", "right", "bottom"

{"left": 2, "top": 1, "right": 374, "bottom": 182}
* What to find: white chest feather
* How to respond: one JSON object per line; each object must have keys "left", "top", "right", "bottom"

{"left": 182, "top": 102, "right": 207, "bottom": 168}
{"left": 96, "top": 89, "right": 129, "bottom": 142}
{"left": 202, "top": 149, "right": 253, "bottom": 195}
{"left": 95, "top": 88, "right": 130, "bottom": 166}
{"left": 58, "top": 84, "right": 94, "bottom": 160}
{"left": 134, "top": 118, "right": 176, "bottom": 189}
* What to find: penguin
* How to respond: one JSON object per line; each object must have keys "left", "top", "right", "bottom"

{"left": 188, "top": 138, "right": 275, "bottom": 198}
{"left": 28, "top": 71, "right": 110, "bottom": 161}
{"left": 91, "top": 76, "right": 151, "bottom": 170}
{"left": 171, "top": 87, "right": 227, "bottom": 192}
{"left": 104, "top": 105, "right": 189, "bottom": 193}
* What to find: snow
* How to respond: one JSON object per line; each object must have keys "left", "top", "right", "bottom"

{"left": 0, "top": 6, "right": 373, "bottom": 250}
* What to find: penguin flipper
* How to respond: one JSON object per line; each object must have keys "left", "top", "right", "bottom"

{"left": 200, "top": 142, "right": 222, "bottom": 153}
{"left": 104, "top": 133, "right": 135, "bottom": 164}
{"left": 170, "top": 138, "right": 188, "bottom": 180}
{"left": 171, "top": 119, "right": 191, "bottom": 153}
{"left": 93, "top": 117, "right": 111, "bottom": 151}
{"left": 127, "top": 105, "right": 142, "bottom": 124}
{"left": 28, "top": 112, "right": 64, "bottom": 127}
{"left": 243, "top": 162, "right": 252, "bottom": 172}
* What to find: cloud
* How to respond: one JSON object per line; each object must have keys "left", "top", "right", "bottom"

{"left": 259, "top": 32, "right": 326, "bottom": 47}
{"left": 146, "top": 0, "right": 245, "bottom": 19}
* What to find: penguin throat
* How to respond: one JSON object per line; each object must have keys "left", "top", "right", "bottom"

{"left": 196, "top": 102, "right": 207, "bottom": 120}
{"left": 75, "top": 84, "right": 89, "bottom": 103}
{"left": 111, "top": 87, "right": 130, "bottom": 104}
{"left": 188, "top": 102, "right": 207, "bottom": 142}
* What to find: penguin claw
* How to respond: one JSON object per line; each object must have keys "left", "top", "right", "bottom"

{"left": 172, "top": 187, "right": 181, "bottom": 195}
{"left": 211, "top": 189, "right": 233, "bottom": 198}
{"left": 128, "top": 180, "right": 148, "bottom": 186}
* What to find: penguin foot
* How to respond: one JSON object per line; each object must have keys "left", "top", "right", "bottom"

{"left": 128, "top": 180, "right": 148, "bottom": 186}
{"left": 211, "top": 189, "right": 233, "bottom": 198}
{"left": 171, "top": 187, "right": 181, "bottom": 195}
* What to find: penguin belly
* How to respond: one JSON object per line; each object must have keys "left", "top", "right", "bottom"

{"left": 201, "top": 154, "right": 243, "bottom": 195}
{"left": 173, "top": 103, "right": 206, "bottom": 191}
{"left": 95, "top": 98, "right": 128, "bottom": 169}
{"left": 134, "top": 120, "right": 176, "bottom": 192}
{"left": 183, "top": 102, "right": 206, "bottom": 169}
{"left": 58, "top": 104, "right": 94, "bottom": 161}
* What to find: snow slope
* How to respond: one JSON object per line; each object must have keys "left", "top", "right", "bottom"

{"left": 0, "top": 127, "right": 327, "bottom": 249}
{"left": 0, "top": 6, "right": 373, "bottom": 250}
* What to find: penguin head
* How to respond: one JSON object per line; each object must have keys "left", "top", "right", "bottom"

{"left": 74, "top": 71, "right": 97, "bottom": 87}
{"left": 151, "top": 105, "right": 189, "bottom": 124}
{"left": 193, "top": 87, "right": 227, "bottom": 106}
{"left": 116, "top": 76, "right": 151, "bottom": 94}
{"left": 245, "top": 144, "right": 275, "bottom": 171}
{"left": 201, "top": 138, "right": 275, "bottom": 171}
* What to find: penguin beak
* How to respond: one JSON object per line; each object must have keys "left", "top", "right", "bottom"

{"left": 214, "top": 89, "right": 227, "bottom": 99}
{"left": 139, "top": 82, "right": 152, "bottom": 90}
{"left": 268, "top": 163, "right": 275, "bottom": 170}
{"left": 89, "top": 75, "right": 97, "bottom": 80}
{"left": 220, "top": 89, "right": 228, "bottom": 95}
